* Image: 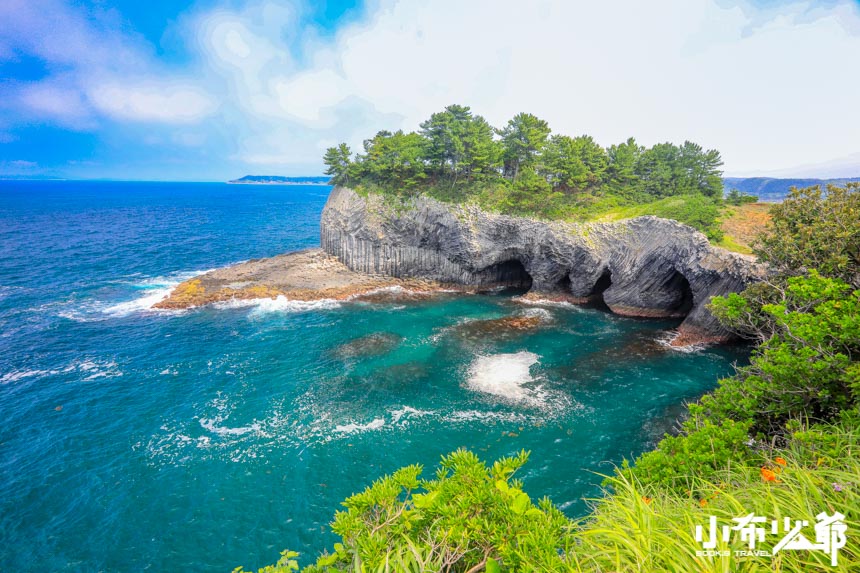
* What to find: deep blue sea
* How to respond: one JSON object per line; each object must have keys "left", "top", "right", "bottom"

{"left": 0, "top": 181, "right": 747, "bottom": 572}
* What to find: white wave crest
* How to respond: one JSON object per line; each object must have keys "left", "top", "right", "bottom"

{"left": 0, "top": 369, "right": 53, "bottom": 384}
{"left": 99, "top": 269, "right": 214, "bottom": 317}
{"left": 212, "top": 295, "right": 342, "bottom": 315}
{"left": 199, "top": 418, "right": 264, "bottom": 437}
{"left": 334, "top": 417, "right": 386, "bottom": 434}
{"left": 467, "top": 351, "right": 547, "bottom": 406}
{"left": 514, "top": 296, "right": 581, "bottom": 309}
{"left": 519, "top": 307, "right": 553, "bottom": 321}
{"left": 390, "top": 406, "right": 434, "bottom": 424}
{"left": 656, "top": 331, "right": 708, "bottom": 353}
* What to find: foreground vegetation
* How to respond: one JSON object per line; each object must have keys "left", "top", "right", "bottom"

{"left": 323, "top": 105, "right": 762, "bottom": 243}
{"left": 239, "top": 184, "right": 858, "bottom": 572}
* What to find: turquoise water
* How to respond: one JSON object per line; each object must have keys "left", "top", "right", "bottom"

{"left": 0, "top": 181, "right": 747, "bottom": 571}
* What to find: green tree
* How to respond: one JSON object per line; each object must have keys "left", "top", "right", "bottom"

{"left": 322, "top": 143, "right": 353, "bottom": 186}
{"left": 605, "top": 137, "right": 643, "bottom": 196}
{"left": 680, "top": 141, "right": 723, "bottom": 198}
{"left": 755, "top": 183, "right": 860, "bottom": 287}
{"left": 419, "top": 104, "right": 501, "bottom": 183}
{"left": 636, "top": 142, "right": 680, "bottom": 197}
{"left": 497, "top": 112, "right": 551, "bottom": 180}
{"left": 355, "top": 130, "right": 427, "bottom": 192}
{"left": 541, "top": 134, "right": 608, "bottom": 192}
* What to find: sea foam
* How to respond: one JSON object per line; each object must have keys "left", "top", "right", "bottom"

{"left": 466, "top": 351, "right": 543, "bottom": 404}
{"left": 212, "top": 295, "right": 342, "bottom": 315}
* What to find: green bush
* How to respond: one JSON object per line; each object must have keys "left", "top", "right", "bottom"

{"left": 237, "top": 430, "right": 860, "bottom": 572}
{"left": 725, "top": 189, "right": 758, "bottom": 205}
{"left": 756, "top": 183, "right": 860, "bottom": 287}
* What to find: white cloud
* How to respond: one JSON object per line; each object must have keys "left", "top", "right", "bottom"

{"left": 3, "top": 0, "right": 860, "bottom": 177}
{"left": 88, "top": 82, "right": 218, "bottom": 123}
{"left": 1, "top": 0, "right": 216, "bottom": 128}
{"left": 195, "top": 0, "right": 860, "bottom": 175}
{"left": 18, "top": 80, "right": 94, "bottom": 127}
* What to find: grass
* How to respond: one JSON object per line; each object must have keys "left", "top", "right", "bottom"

{"left": 718, "top": 203, "right": 773, "bottom": 254}
{"left": 567, "top": 423, "right": 859, "bottom": 572}
{"left": 356, "top": 183, "right": 774, "bottom": 254}
{"left": 240, "top": 424, "right": 859, "bottom": 572}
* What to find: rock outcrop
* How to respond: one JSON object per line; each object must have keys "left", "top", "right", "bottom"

{"left": 321, "top": 186, "right": 766, "bottom": 344}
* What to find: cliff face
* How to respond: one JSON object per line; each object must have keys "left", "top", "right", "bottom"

{"left": 321, "top": 187, "right": 765, "bottom": 343}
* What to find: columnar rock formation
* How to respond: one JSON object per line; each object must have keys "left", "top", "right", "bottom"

{"left": 321, "top": 186, "right": 766, "bottom": 344}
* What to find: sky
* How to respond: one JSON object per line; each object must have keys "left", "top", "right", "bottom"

{"left": 1, "top": 0, "right": 859, "bottom": 182}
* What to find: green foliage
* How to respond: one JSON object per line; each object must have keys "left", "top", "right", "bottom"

{"left": 705, "top": 272, "right": 859, "bottom": 434}
{"left": 233, "top": 550, "right": 300, "bottom": 573}
{"left": 246, "top": 428, "right": 860, "bottom": 572}
{"left": 419, "top": 105, "right": 501, "bottom": 180}
{"left": 725, "top": 188, "right": 758, "bottom": 205}
{"left": 323, "top": 143, "right": 353, "bottom": 186}
{"left": 355, "top": 130, "right": 427, "bottom": 193}
{"left": 625, "top": 185, "right": 860, "bottom": 492}
{"left": 295, "top": 449, "right": 573, "bottom": 572}
{"left": 540, "top": 134, "right": 608, "bottom": 192}
{"left": 579, "top": 425, "right": 860, "bottom": 573}
{"left": 622, "top": 416, "right": 755, "bottom": 495}
{"left": 324, "top": 105, "right": 727, "bottom": 239}
{"left": 755, "top": 183, "right": 860, "bottom": 287}
{"left": 496, "top": 112, "right": 551, "bottom": 180}
{"left": 595, "top": 195, "right": 724, "bottom": 242}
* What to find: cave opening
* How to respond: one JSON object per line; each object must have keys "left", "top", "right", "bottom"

{"left": 588, "top": 268, "right": 613, "bottom": 308}
{"left": 664, "top": 270, "right": 694, "bottom": 316}
{"left": 556, "top": 273, "right": 572, "bottom": 293}
{"left": 479, "top": 259, "right": 533, "bottom": 295}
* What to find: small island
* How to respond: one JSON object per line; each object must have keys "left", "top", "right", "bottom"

{"left": 227, "top": 175, "right": 330, "bottom": 185}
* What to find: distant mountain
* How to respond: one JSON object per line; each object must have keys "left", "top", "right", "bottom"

{"left": 723, "top": 176, "right": 860, "bottom": 202}
{"left": 228, "top": 175, "right": 330, "bottom": 185}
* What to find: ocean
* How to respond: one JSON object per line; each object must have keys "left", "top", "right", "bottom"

{"left": 0, "top": 180, "right": 747, "bottom": 571}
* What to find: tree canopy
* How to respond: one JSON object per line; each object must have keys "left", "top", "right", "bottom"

{"left": 323, "top": 104, "right": 725, "bottom": 216}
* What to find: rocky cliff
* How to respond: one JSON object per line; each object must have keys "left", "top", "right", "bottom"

{"left": 320, "top": 186, "right": 766, "bottom": 344}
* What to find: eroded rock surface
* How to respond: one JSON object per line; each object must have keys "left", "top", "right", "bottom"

{"left": 153, "top": 249, "right": 461, "bottom": 309}
{"left": 321, "top": 187, "right": 766, "bottom": 344}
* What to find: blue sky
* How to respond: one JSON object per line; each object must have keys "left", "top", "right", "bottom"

{"left": 1, "top": 0, "right": 859, "bottom": 181}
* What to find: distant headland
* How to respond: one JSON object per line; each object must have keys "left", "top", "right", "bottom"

{"left": 227, "top": 175, "right": 330, "bottom": 185}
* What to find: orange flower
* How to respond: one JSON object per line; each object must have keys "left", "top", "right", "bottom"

{"left": 761, "top": 467, "right": 781, "bottom": 483}
{"left": 642, "top": 496, "right": 652, "bottom": 505}
{"left": 775, "top": 457, "right": 787, "bottom": 466}
{"left": 699, "top": 499, "right": 708, "bottom": 507}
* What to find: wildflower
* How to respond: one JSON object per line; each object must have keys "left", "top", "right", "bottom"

{"left": 832, "top": 483, "right": 843, "bottom": 492}
{"left": 775, "top": 457, "right": 787, "bottom": 466}
{"left": 761, "top": 468, "right": 780, "bottom": 483}
{"left": 699, "top": 499, "right": 708, "bottom": 507}
{"left": 642, "top": 496, "right": 652, "bottom": 505}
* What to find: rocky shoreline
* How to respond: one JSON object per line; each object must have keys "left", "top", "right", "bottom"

{"left": 153, "top": 248, "right": 473, "bottom": 310}
{"left": 154, "top": 187, "right": 766, "bottom": 346}
{"left": 319, "top": 187, "right": 767, "bottom": 344}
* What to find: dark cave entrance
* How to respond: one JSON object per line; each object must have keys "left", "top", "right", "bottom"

{"left": 664, "top": 270, "right": 694, "bottom": 316}
{"left": 480, "top": 259, "right": 533, "bottom": 295}
{"left": 556, "top": 273, "right": 572, "bottom": 293}
{"left": 588, "top": 268, "right": 613, "bottom": 309}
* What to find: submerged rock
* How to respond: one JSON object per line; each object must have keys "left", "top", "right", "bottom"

{"left": 332, "top": 332, "right": 404, "bottom": 359}
{"left": 321, "top": 187, "right": 766, "bottom": 344}
{"left": 449, "top": 310, "right": 551, "bottom": 344}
